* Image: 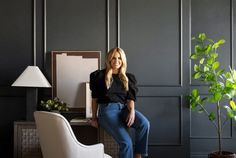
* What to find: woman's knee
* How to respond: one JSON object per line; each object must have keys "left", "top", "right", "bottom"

{"left": 140, "top": 118, "right": 150, "bottom": 133}
{"left": 137, "top": 113, "right": 150, "bottom": 130}
{"left": 144, "top": 118, "right": 150, "bottom": 129}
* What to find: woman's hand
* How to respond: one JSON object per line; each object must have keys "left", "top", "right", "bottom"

{"left": 126, "top": 109, "right": 135, "bottom": 127}
{"left": 126, "top": 99, "right": 136, "bottom": 127}
{"left": 90, "top": 118, "right": 99, "bottom": 128}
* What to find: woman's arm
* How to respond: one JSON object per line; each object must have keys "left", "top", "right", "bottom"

{"left": 126, "top": 99, "right": 135, "bottom": 127}
{"left": 90, "top": 98, "right": 99, "bottom": 128}
{"left": 92, "top": 98, "right": 98, "bottom": 118}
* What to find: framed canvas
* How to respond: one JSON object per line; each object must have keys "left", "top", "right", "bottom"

{"left": 51, "top": 51, "right": 100, "bottom": 114}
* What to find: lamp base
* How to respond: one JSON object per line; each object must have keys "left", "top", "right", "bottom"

{"left": 26, "top": 88, "right": 38, "bottom": 121}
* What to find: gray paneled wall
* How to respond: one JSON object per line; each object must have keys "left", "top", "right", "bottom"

{"left": 0, "top": 0, "right": 235, "bottom": 157}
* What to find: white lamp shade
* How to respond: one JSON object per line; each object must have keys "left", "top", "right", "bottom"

{"left": 12, "top": 66, "right": 51, "bottom": 87}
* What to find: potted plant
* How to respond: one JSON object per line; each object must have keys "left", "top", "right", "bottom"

{"left": 39, "top": 97, "right": 69, "bottom": 113}
{"left": 188, "top": 33, "right": 236, "bottom": 158}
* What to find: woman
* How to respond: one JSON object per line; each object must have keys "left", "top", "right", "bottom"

{"left": 89, "top": 47, "right": 150, "bottom": 158}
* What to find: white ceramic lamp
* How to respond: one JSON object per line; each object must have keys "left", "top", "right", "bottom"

{"left": 12, "top": 66, "right": 51, "bottom": 120}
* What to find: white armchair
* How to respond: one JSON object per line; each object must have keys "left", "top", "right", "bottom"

{"left": 34, "top": 111, "right": 111, "bottom": 158}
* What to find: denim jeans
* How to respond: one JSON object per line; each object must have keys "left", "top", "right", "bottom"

{"left": 98, "top": 102, "right": 150, "bottom": 158}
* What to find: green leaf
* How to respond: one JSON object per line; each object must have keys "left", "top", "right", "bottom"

{"left": 212, "top": 61, "right": 220, "bottom": 70}
{"left": 212, "top": 43, "right": 219, "bottom": 49}
{"left": 208, "top": 97, "right": 217, "bottom": 103}
{"left": 225, "top": 106, "right": 235, "bottom": 118}
{"left": 192, "top": 37, "right": 196, "bottom": 40}
{"left": 206, "top": 73, "right": 216, "bottom": 82}
{"left": 190, "top": 102, "right": 197, "bottom": 110}
{"left": 226, "top": 80, "right": 233, "bottom": 88}
{"left": 196, "top": 96, "right": 200, "bottom": 102}
{"left": 198, "top": 108, "right": 204, "bottom": 113}
{"left": 234, "top": 116, "right": 236, "bottom": 121}
{"left": 211, "top": 52, "right": 218, "bottom": 58}
{"left": 199, "top": 33, "right": 206, "bottom": 40}
{"left": 225, "top": 72, "right": 231, "bottom": 79}
{"left": 195, "top": 45, "right": 202, "bottom": 53}
{"left": 224, "top": 88, "right": 236, "bottom": 99}
{"left": 193, "top": 72, "right": 201, "bottom": 79}
{"left": 207, "top": 57, "right": 214, "bottom": 64}
{"left": 216, "top": 69, "right": 224, "bottom": 76}
{"left": 225, "top": 92, "right": 231, "bottom": 99}
{"left": 194, "top": 64, "right": 200, "bottom": 72}
{"left": 206, "top": 45, "right": 212, "bottom": 53}
{"left": 224, "top": 106, "right": 236, "bottom": 119}
{"left": 190, "top": 54, "right": 199, "bottom": 59}
{"left": 192, "top": 89, "right": 198, "bottom": 97}
{"left": 208, "top": 112, "right": 216, "bottom": 121}
{"left": 199, "top": 58, "right": 205, "bottom": 64}
{"left": 230, "top": 100, "right": 236, "bottom": 111}
{"left": 233, "top": 116, "right": 236, "bottom": 121}
{"left": 214, "top": 92, "right": 222, "bottom": 101}
{"left": 217, "top": 39, "right": 225, "bottom": 45}
{"left": 230, "top": 69, "right": 236, "bottom": 81}
{"left": 200, "top": 97, "right": 208, "bottom": 105}
{"left": 204, "top": 66, "right": 209, "bottom": 72}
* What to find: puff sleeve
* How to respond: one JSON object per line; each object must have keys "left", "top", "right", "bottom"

{"left": 127, "top": 73, "right": 138, "bottom": 101}
{"left": 89, "top": 70, "right": 99, "bottom": 98}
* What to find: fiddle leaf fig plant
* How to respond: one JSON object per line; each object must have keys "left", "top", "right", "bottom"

{"left": 188, "top": 33, "right": 236, "bottom": 154}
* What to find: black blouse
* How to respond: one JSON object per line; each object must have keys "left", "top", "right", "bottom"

{"left": 89, "top": 69, "right": 138, "bottom": 104}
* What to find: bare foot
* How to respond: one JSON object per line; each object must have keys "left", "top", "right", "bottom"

{"left": 134, "top": 154, "right": 142, "bottom": 158}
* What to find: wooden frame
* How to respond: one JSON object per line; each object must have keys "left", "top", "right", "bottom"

{"left": 51, "top": 51, "right": 101, "bottom": 111}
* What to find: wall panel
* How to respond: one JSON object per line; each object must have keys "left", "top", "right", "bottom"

{"left": 120, "top": 0, "right": 181, "bottom": 86}
{"left": 136, "top": 96, "right": 182, "bottom": 145}
{"left": 0, "top": 0, "right": 33, "bottom": 86}
{"left": 45, "top": 0, "right": 107, "bottom": 80}
{"left": 46, "top": 0, "right": 107, "bottom": 59}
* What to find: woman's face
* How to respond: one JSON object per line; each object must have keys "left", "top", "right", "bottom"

{"left": 110, "top": 52, "right": 122, "bottom": 71}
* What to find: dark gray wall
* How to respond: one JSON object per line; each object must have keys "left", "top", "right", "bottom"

{"left": 0, "top": 0, "right": 235, "bottom": 158}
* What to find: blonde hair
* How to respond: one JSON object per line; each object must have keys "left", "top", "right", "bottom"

{"left": 105, "top": 47, "right": 129, "bottom": 91}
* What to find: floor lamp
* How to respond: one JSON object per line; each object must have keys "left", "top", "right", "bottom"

{"left": 12, "top": 66, "right": 51, "bottom": 120}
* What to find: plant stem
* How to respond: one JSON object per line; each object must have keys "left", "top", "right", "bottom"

{"left": 199, "top": 103, "right": 218, "bottom": 129}
{"left": 217, "top": 101, "right": 222, "bottom": 154}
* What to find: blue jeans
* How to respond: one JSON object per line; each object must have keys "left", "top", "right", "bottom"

{"left": 98, "top": 102, "right": 150, "bottom": 158}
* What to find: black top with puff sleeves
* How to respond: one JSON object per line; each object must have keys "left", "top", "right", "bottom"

{"left": 89, "top": 69, "right": 138, "bottom": 104}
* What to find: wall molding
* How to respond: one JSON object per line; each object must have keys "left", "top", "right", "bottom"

{"left": 137, "top": 95, "right": 183, "bottom": 146}
{"left": 43, "top": 0, "right": 110, "bottom": 65}
{"left": 117, "top": 0, "right": 183, "bottom": 87}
